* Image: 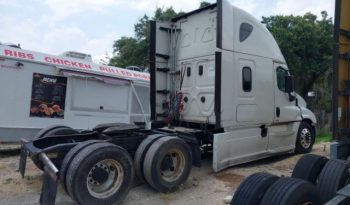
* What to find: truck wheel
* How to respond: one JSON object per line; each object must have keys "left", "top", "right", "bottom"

{"left": 295, "top": 122, "right": 315, "bottom": 153}
{"left": 134, "top": 134, "right": 164, "bottom": 182}
{"left": 143, "top": 136, "right": 192, "bottom": 193}
{"left": 230, "top": 172, "right": 279, "bottom": 205}
{"left": 60, "top": 140, "right": 102, "bottom": 196}
{"left": 260, "top": 177, "right": 320, "bottom": 205}
{"left": 292, "top": 154, "right": 328, "bottom": 184}
{"left": 33, "top": 126, "right": 78, "bottom": 170}
{"left": 33, "top": 125, "right": 70, "bottom": 140}
{"left": 316, "top": 160, "right": 350, "bottom": 203}
{"left": 65, "top": 142, "right": 133, "bottom": 205}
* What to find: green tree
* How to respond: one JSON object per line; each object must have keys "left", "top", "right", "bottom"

{"left": 199, "top": 1, "right": 211, "bottom": 8}
{"left": 262, "top": 12, "right": 333, "bottom": 98}
{"left": 109, "top": 7, "right": 182, "bottom": 68}
{"left": 109, "top": 2, "right": 211, "bottom": 68}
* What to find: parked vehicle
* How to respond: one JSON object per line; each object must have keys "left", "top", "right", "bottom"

{"left": 19, "top": 0, "right": 316, "bottom": 204}
{"left": 231, "top": 0, "right": 350, "bottom": 204}
{"left": 0, "top": 44, "right": 150, "bottom": 141}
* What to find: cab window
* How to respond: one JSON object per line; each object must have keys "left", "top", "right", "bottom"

{"left": 276, "top": 67, "right": 288, "bottom": 92}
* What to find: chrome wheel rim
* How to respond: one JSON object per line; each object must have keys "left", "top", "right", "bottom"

{"left": 300, "top": 128, "right": 312, "bottom": 149}
{"left": 160, "top": 148, "right": 186, "bottom": 182}
{"left": 86, "top": 159, "right": 124, "bottom": 199}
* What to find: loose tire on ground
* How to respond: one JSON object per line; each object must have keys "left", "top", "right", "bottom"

{"left": 316, "top": 159, "right": 350, "bottom": 204}
{"left": 260, "top": 177, "right": 320, "bottom": 205}
{"left": 295, "top": 122, "right": 315, "bottom": 153}
{"left": 143, "top": 136, "right": 192, "bottom": 193}
{"left": 134, "top": 134, "right": 164, "bottom": 182}
{"left": 230, "top": 172, "right": 279, "bottom": 205}
{"left": 65, "top": 142, "right": 134, "bottom": 205}
{"left": 60, "top": 140, "right": 103, "bottom": 196}
{"left": 291, "top": 154, "right": 328, "bottom": 184}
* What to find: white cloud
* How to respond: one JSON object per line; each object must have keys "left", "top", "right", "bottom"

{"left": 275, "top": 0, "right": 335, "bottom": 18}
{"left": 0, "top": 15, "right": 117, "bottom": 63}
{"left": 128, "top": 0, "right": 201, "bottom": 12}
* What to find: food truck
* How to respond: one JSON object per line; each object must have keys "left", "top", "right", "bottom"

{"left": 0, "top": 44, "right": 150, "bottom": 142}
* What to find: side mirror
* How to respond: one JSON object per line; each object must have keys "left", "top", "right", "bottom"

{"left": 285, "top": 75, "right": 296, "bottom": 101}
{"left": 285, "top": 75, "right": 294, "bottom": 93}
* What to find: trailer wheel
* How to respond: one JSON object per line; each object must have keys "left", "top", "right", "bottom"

{"left": 292, "top": 154, "right": 328, "bottom": 184}
{"left": 33, "top": 124, "right": 70, "bottom": 140}
{"left": 60, "top": 140, "right": 102, "bottom": 196}
{"left": 65, "top": 142, "right": 133, "bottom": 205}
{"left": 260, "top": 177, "right": 320, "bottom": 205}
{"left": 134, "top": 134, "right": 164, "bottom": 182}
{"left": 316, "top": 160, "right": 350, "bottom": 203}
{"left": 230, "top": 172, "right": 279, "bottom": 205}
{"left": 33, "top": 126, "right": 78, "bottom": 170}
{"left": 143, "top": 136, "right": 192, "bottom": 193}
{"left": 295, "top": 122, "right": 315, "bottom": 153}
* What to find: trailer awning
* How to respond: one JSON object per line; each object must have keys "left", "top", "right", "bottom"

{"left": 59, "top": 68, "right": 130, "bottom": 86}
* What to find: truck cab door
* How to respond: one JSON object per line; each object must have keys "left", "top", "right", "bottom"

{"left": 269, "top": 63, "right": 301, "bottom": 151}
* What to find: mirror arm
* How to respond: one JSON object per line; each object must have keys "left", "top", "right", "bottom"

{"left": 288, "top": 92, "right": 296, "bottom": 101}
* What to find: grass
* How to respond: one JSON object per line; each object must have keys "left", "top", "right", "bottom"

{"left": 315, "top": 129, "right": 332, "bottom": 144}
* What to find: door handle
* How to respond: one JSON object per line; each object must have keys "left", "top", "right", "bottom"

{"left": 276, "top": 107, "right": 280, "bottom": 118}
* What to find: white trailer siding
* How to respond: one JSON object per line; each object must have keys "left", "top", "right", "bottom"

{"left": 0, "top": 45, "right": 150, "bottom": 141}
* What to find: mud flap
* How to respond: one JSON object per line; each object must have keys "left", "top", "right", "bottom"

{"left": 39, "top": 172, "right": 58, "bottom": 205}
{"left": 19, "top": 140, "right": 29, "bottom": 178}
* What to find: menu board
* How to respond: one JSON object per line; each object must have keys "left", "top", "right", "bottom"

{"left": 29, "top": 73, "right": 67, "bottom": 118}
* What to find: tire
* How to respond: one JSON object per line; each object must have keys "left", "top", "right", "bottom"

{"left": 292, "top": 154, "right": 328, "bottom": 184}
{"left": 230, "top": 172, "right": 279, "bottom": 205}
{"left": 143, "top": 136, "right": 192, "bottom": 193}
{"left": 60, "top": 140, "right": 102, "bottom": 196}
{"left": 134, "top": 134, "right": 164, "bottom": 182}
{"left": 32, "top": 126, "right": 78, "bottom": 170}
{"left": 260, "top": 177, "right": 321, "bottom": 205}
{"left": 316, "top": 159, "right": 350, "bottom": 204}
{"left": 295, "top": 122, "right": 315, "bottom": 153}
{"left": 65, "top": 142, "right": 134, "bottom": 205}
{"left": 33, "top": 125, "right": 69, "bottom": 140}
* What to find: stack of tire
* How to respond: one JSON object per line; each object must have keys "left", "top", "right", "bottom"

{"left": 32, "top": 124, "right": 193, "bottom": 205}
{"left": 231, "top": 154, "right": 350, "bottom": 205}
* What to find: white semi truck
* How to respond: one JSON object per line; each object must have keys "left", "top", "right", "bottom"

{"left": 19, "top": 0, "right": 316, "bottom": 205}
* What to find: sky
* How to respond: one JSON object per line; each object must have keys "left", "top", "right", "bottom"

{"left": 0, "top": 0, "right": 335, "bottom": 62}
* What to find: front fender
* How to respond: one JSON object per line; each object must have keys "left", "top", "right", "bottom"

{"left": 300, "top": 107, "right": 317, "bottom": 125}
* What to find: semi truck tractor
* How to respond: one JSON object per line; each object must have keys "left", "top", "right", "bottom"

{"left": 18, "top": 0, "right": 316, "bottom": 204}
{"left": 231, "top": 0, "right": 350, "bottom": 205}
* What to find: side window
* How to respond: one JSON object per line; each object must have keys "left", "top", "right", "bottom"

{"left": 276, "top": 67, "right": 288, "bottom": 92}
{"left": 242, "top": 67, "right": 252, "bottom": 92}
{"left": 240, "top": 23, "right": 253, "bottom": 42}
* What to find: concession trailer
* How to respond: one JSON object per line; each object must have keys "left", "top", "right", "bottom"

{"left": 0, "top": 44, "right": 150, "bottom": 142}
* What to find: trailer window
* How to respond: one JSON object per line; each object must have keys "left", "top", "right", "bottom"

{"left": 242, "top": 67, "right": 252, "bottom": 92}
{"left": 276, "top": 67, "right": 288, "bottom": 92}
{"left": 240, "top": 23, "right": 253, "bottom": 42}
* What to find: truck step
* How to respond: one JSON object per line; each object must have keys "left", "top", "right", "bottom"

{"left": 155, "top": 53, "right": 169, "bottom": 59}
{"left": 157, "top": 67, "right": 170, "bottom": 72}
{"left": 156, "top": 89, "right": 170, "bottom": 95}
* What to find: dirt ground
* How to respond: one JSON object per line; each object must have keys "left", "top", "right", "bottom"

{"left": 0, "top": 143, "right": 330, "bottom": 205}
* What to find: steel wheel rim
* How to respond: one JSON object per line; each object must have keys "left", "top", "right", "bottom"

{"left": 300, "top": 128, "right": 312, "bottom": 149}
{"left": 86, "top": 159, "right": 124, "bottom": 199}
{"left": 159, "top": 148, "right": 186, "bottom": 182}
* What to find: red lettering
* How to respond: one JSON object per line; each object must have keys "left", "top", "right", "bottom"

{"left": 52, "top": 58, "right": 61, "bottom": 64}
{"left": 70, "top": 61, "right": 77, "bottom": 67}
{"left": 4, "top": 49, "right": 13, "bottom": 56}
{"left": 44, "top": 57, "right": 52, "bottom": 62}
{"left": 63, "top": 60, "right": 71, "bottom": 66}
{"left": 78, "top": 63, "right": 84, "bottom": 69}
{"left": 18, "top": 52, "right": 26, "bottom": 58}
{"left": 85, "top": 64, "right": 92, "bottom": 69}
{"left": 27, "top": 54, "right": 34, "bottom": 60}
